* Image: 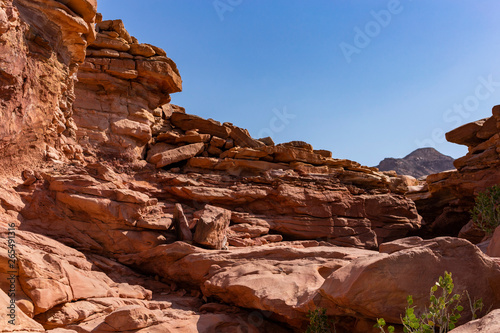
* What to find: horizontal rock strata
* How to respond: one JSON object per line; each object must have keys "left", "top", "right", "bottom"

{"left": 410, "top": 106, "right": 500, "bottom": 240}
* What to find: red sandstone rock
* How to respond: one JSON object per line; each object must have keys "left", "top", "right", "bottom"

{"left": 118, "top": 240, "right": 374, "bottom": 326}
{"left": 101, "top": 305, "right": 159, "bottom": 331}
{"left": 170, "top": 112, "right": 231, "bottom": 138}
{"left": 193, "top": 205, "right": 231, "bottom": 249}
{"left": 174, "top": 203, "right": 192, "bottom": 242}
{"left": 151, "top": 142, "right": 205, "bottom": 168}
{"left": 73, "top": 19, "right": 182, "bottom": 159}
{"left": 320, "top": 237, "right": 500, "bottom": 324}
{"left": 487, "top": 226, "right": 500, "bottom": 257}
{"left": 449, "top": 309, "right": 500, "bottom": 332}
{"left": 0, "top": 1, "right": 477, "bottom": 331}
{"left": 111, "top": 119, "right": 152, "bottom": 144}
{"left": 0, "top": 0, "right": 97, "bottom": 173}
{"left": 411, "top": 106, "right": 500, "bottom": 239}
{"left": 0, "top": 289, "right": 45, "bottom": 332}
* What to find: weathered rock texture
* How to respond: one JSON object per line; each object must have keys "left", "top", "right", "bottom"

{"left": 409, "top": 107, "right": 500, "bottom": 240}
{"left": 0, "top": 0, "right": 97, "bottom": 175}
{"left": 377, "top": 147, "right": 455, "bottom": 178}
{"left": 73, "top": 18, "right": 181, "bottom": 158}
{"left": 449, "top": 309, "right": 500, "bottom": 333}
{"left": 0, "top": 2, "right": 499, "bottom": 333}
{"left": 10, "top": 19, "right": 422, "bottom": 253}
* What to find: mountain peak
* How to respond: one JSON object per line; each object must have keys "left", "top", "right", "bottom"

{"left": 377, "top": 148, "right": 455, "bottom": 178}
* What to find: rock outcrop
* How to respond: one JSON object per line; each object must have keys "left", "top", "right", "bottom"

{"left": 377, "top": 147, "right": 455, "bottom": 179}
{"left": 0, "top": 2, "right": 499, "bottom": 332}
{"left": 0, "top": 226, "right": 285, "bottom": 332}
{"left": 73, "top": 17, "right": 181, "bottom": 159}
{"left": 409, "top": 107, "right": 500, "bottom": 240}
{"left": 0, "top": 0, "right": 97, "bottom": 175}
{"left": 5, "top": 19, "right": 422, "bottom": 254}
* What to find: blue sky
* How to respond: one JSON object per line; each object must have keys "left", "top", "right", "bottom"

{"left": 97, "top": 1, "right": 500, "bottom": 166}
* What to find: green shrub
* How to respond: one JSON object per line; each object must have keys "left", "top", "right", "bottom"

{"left": 306, "top": 308, "right": 336, "bottom": 333}
{"left": 375, "top": 272, "right": 466, "bottom": 333}
{"left": 374, "top": 318, "right": 395, "bottom": 333}
{"left": 471, "top": 184, "right": 500, "bottom": 235}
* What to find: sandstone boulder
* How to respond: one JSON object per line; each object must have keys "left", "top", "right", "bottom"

{"left": 173, "top": 203, "right": 192, "bottom": 242}
{"left": 111, "top": 119, "right": 152, "bottom": 143}
{"left": 320, "top": 237, "right": 500, "bottom": 324}
{"left": 0, "top": 289, "right": 44, "bottom": 332}
{"left": 449, "top": 309, "right": 500, "bottom": 333}
{"left": 119, "top": 240, "right": 375, "bottom": 326}
{"left": 170, "top": 112, "right": 231, "bottom": 138}
{"left": 150, "top": 142, "right": 205, "bottom": 168}
{"left": 100, "top": 305, "right": 159, "bottom": 331}
{"left": 193, "top": 205, "right": 231, "bottom": 249}
{"left": 487, "top": 226, "right": 500, "bottom": 257}
{"left": 129, "top": 43, "right": 156, "bottom": 57}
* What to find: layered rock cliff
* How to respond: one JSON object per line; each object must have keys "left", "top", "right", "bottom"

{"left": 0, "top": 2, "right": 499, "bottom": 332}
{"left": 410, "top": 108, "right": 500, "bottom": 239}
{"left": 0, "top": 0, "right": 96, "bottom": 175}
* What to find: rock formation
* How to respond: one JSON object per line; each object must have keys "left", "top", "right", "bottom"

{"left": 74, "top": 16, "right": 181, "bottom": 159}
{"left": 0, "top": 0, "right": 97, "bottom": 175}
{"left": 409, "top": 108, "right": 500, "bottom": 240}
{"left": 0, "top": 1, "right": 499, "bottom": 332}
{"left": 377, "top": 147, "right": 455, "bottom": 179}
{"left": 14, "top": 15, "right": 422, "bottom": 253}
{"left": 449, "top": 309, "right": 500, "bottom": 333}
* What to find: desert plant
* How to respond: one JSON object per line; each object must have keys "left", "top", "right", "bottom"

{"left": 306, "top": 307, "right": 336, "bottom": 333}
{"left": 470, "top": 184, "right": 500, "bottom": 235}
{"left": 375, "top": 272, "right": 464, "bottom": 333}
{"left": 465, "top": 291, "right": 484, "bottom": 320}
{"left": 374, "top": 318, "right": 394, "bottom": 333}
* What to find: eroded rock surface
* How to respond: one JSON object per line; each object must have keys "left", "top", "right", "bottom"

{"left": 73, "top": 18, "right": 181, "bottom": 158}
{"left": 0, "top": 0, "right": 97, "bottom": 175}
{"left": 0, "top": 2, "right": 499, "bottom": 332}
{"left": 410, "top": 106, "right": 500, "bottom": 240}
{"left": 450, "top": 309, "right": 500, "bottom": 333}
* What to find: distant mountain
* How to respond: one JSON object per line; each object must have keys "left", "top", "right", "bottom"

{"left": 376, "top": 148, "right": 455, "bottom": 178}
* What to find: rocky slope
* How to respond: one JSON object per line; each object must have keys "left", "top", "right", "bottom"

{"left": 377, "top": 147, "right": 455, "bottom": 179}
{"left": 0, "top": 1, "right": 499, "bottom": 332}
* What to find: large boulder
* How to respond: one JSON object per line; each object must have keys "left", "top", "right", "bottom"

{"left": 193, "top": 205, "right": 231, "bottom": 249}
{"left": 118, "top": 240, "right": 375, "bottom": 327}
{"left": 320, "top": 237, "right": 500, "bottom": 324}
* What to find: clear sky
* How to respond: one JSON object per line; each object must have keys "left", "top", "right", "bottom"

{"left": 97, "top": 1, "right": 500, "bottom": 166}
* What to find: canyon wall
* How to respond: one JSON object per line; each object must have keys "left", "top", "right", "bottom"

{"left": 0, "top": 0, "right": 96, "bottom": 174}
{"left": 0, "top": 2, "right": 499, "bottom": 332}
{"left": 410, "top": 107, "right": 500, "bottom": 240}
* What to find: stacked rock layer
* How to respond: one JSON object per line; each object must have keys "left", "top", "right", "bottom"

{"left": 0, "top": 4, "right": 499, "bottom": 333}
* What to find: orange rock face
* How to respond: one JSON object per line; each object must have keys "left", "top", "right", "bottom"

{"left": 73, "top": 19, "right": 181, "bottom": 158}
{"left": 0, "top": 0, "right": 96, "bottom": 174}
{"left": 1, "top": 2, "right": 500, "bottom": 332}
